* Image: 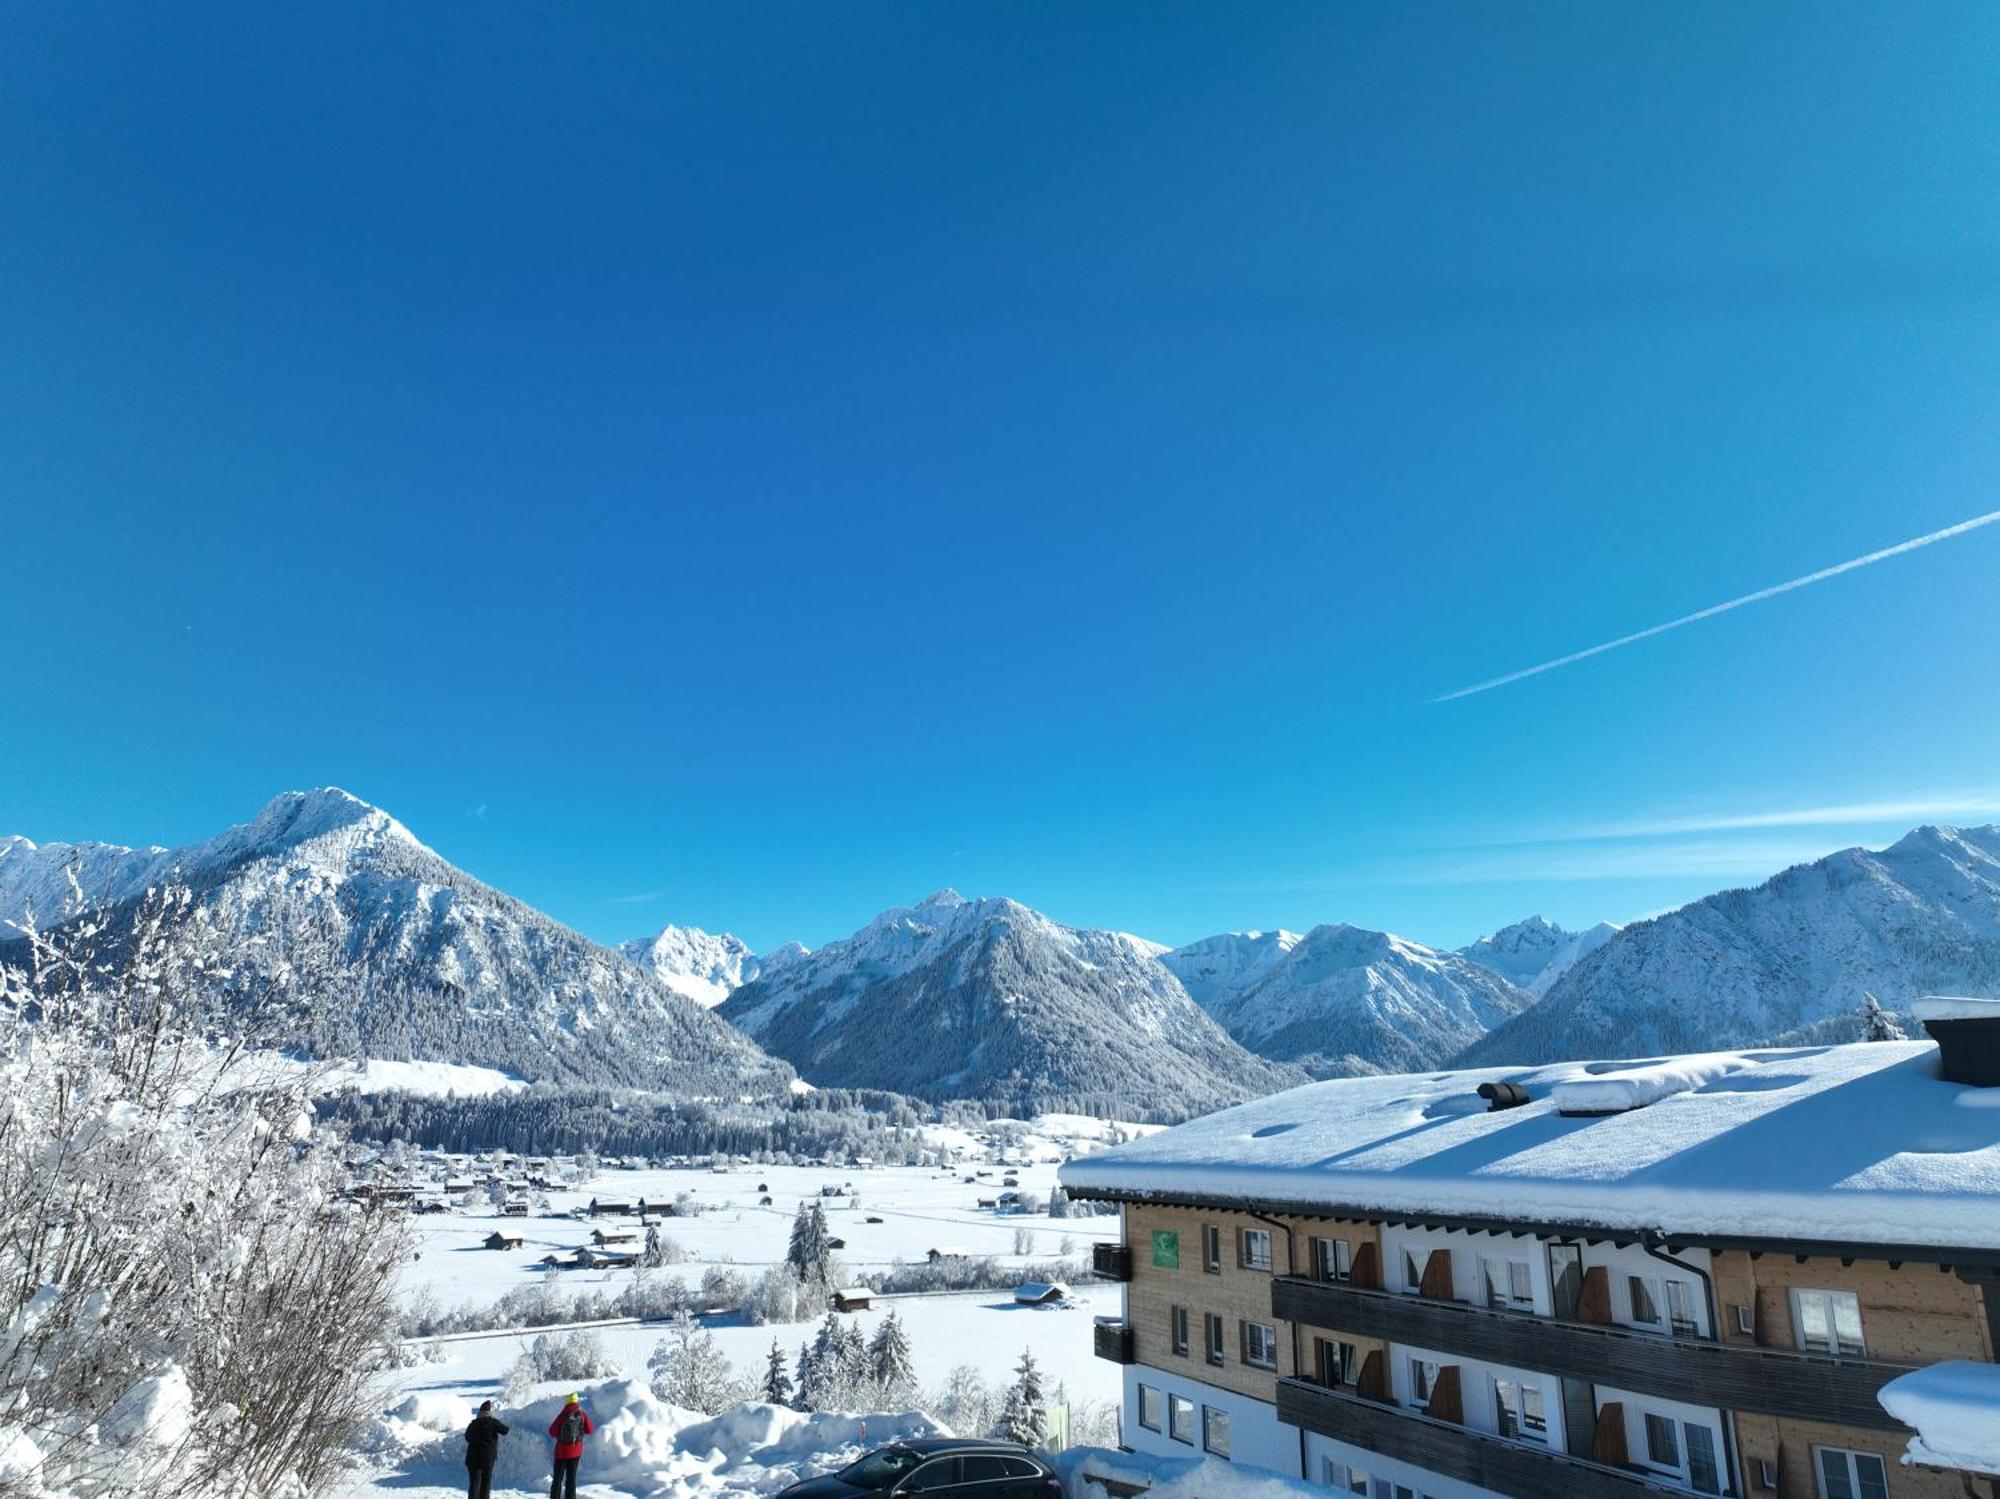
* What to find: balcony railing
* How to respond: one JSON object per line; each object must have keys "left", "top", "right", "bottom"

{"left": 1090, "top": 1242, "right": 1133, "bottom": 1282}
{"left": 1093, "top": 1321, "right": 1135, "bottom": 1364}
{"left": 1273, "top": 1276, "right": 1915, "bottom": 1431}
{"left": 1277, "top": 1378, "right": 1695, "bottom": 1499}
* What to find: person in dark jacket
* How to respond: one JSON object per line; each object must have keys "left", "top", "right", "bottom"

{"left": 547, "top": 1393, "right": 595, "bottom": 1499}
{"left": 463, "top": 1400, "right": 509, "bottom": 1499}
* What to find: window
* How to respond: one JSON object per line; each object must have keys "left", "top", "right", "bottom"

{"left": 1686, "top": 1424, "right": 1721, "bottom": 1494}
{"left": 1408, "top": 1357, "right": 1439, "bottom": 1411}
{"left": 1755, "top": 1457, "right": 1777, "bottom": 1490}
{"left": 1493, "top": 1377, "right": 1548, "bottom": 1443}
{"left": 1320, "top": 1457, "right": 1370, "bottom": 1495}
{"left": 1794, "top": 1289, "right": 1866, "bottom": 1357}
{"left": 962, "top": 1455, "right": 1011, "bottom": 1482}
{"left": 908, "top": 1458, "right": 959, "bottom": 1489}
{"left": 1150, "top": 1230, "right": 1180, "bottom": 1269}
{"left": 1666, "top": 1279, "right": 1700, "bottom": 1337}
{"left": 1403, "top": 1248, "right": 1427, "bottom": 1292}
{"left": 1815, "top": 1446, "right": 1890, "bottom": 1499}
{"left": 1482, "top": 1256, "right": 1534, "bottom": 1310}
{"left": 1520, "top": 1382, "right": 1548, "bottom": 1440}
{"left": 1203, "top": 1224, "right": 1222, "bottom": 1273}
{"left": 1628, "top": 1274, "right": 1663, "bottom": 1327}
{"left": 1315, "top": 1337, "right": 1358, "bottom": 1388}
{"left": 1239, "top": 1228, "right": 1273, "bottom": 1271}
{"left": 1137, "top": 1384, "right": 1162, "bottom": 1431}
{"left": 1170, "top": 1304, "right": 1189, "bottom": 1357}
{"left": 1644, "top": 1413, "right": 1722, "bottom": 1494}
{"left": 1734, "top": 1303, "right": 1756, "bottom": 1336}
{"left": 1167, "top": 1393, "right": 1195, "bottom": 1445}
{"left": 1645, "top": 1412, "right": 1679, "bottom": 1469}
{"left": 1240, "top": 1320, "right": 1278, "bottom": 1369}
{"left": 1201, "top": 1405, "right": 1231, "bottom": 1457}
{"left": 1312, "top": 1235, "right": 1352, "bottom": 1282}
{"left": 1204, "top": 1312, "right": 1225, "bottom": 1365}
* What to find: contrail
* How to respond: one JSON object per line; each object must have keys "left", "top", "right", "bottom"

{"left": 1431, "top": 508, "right": 2000, "bottom": 703}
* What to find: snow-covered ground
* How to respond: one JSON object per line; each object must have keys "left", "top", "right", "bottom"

{"left": 346, "top": 1147, "right": 1131, "bottom": 1497}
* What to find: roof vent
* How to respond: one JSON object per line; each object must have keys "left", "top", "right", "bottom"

{"left": 1477, "top": 1081, "right": 1530, "bottom": 1112}
{"left": 1913, "top": 997, "right": 2000, "bottom": 1087}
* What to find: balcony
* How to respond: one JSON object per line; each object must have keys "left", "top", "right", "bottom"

{"left": 1090, "top": 1242, "right": 1133, "bottom": 1282}
{"left": 1278, "top": 1378, "right": 1693, "bottom": 1498}
{"left": 1273, "top": 1276, "right": 1915, "bottom": 1431}
{"left": 1093, "top": 1321, "right": 1135, "bottom": 1364}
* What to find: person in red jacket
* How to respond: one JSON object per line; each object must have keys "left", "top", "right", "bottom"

{"left": 546, "top": 1393, "right": 595, "bottom": 1499}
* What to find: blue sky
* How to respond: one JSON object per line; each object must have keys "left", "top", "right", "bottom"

{"left": 5, "top": 3, "right": 1999, "bottom": 953}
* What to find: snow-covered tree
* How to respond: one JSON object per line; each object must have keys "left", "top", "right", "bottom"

{"left": 761, "top": 1339, "right": 794, "bottom": 1407}
{"left": 787, "top": 1201, "right": 834, "bottom": 1286}
{"left": 1858, "top": 992, "right": 1907, "bottom": 1042}
{"left": 793, "top": 1341, "right": 815, "bottom": 1411}
{"left": 867, "top": 1309, "right": 916, "bottom": 1404}
{"left": 647, "top": 1309, "right": 739, "bottom": 1414}
{"left": 994, "top": 1348, "right": 1047, "bottom": 1447}
{"left": 0, "top": 882, "right": 407, "bottom": 1497}
{"left": 927, "top": 1365, "right": 991, "bottom": 1437}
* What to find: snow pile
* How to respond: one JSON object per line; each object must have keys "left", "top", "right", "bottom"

{"left": 1878, "top": 1361, "right": 2000, "bottom": 1475}
{"left": 373, "top": 1390, "right": 476, "bottom": 1451}
{"left": 1056, "top": 1444, "right": 1326, "bottom": 1498}
{"left": 386, "top": 1378, "right": 952, "bottom": 1498}
{"left": 1553, "top": 1053, "right": 1757, "bottom": 1114}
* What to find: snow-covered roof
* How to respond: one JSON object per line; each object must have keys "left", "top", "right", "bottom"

{"left": 1877, "top": 1361, "right": 2000, "bottom": 1475}
{"left": 1911, "top": 996, "right": 2000, "bottom": 1024}
{"left": 1058, "top": 1040, "right": 2000, "bottom": 1254}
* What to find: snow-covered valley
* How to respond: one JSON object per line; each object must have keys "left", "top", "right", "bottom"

{"left": 346, "top": 1149, "right": 1133, "bottom": 1498}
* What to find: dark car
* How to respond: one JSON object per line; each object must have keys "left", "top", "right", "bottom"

{"left": 777, "top": 1438, "right": 1061, "bottom": 1499}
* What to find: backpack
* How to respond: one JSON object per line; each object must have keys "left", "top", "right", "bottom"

{"left": 558, "top": 1409, "right": 583, "bottom": 1446}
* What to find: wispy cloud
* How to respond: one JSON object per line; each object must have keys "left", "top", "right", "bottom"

{"left": 1548, "top": 794, "right": 2000, "bottom": 842}
{"left": 609, "top": 889, "right": 673, "bottom": 906}
{"left": 1183, "top": 836, "right": 1846, "bottom": 895}
{"left": 1378, "top": 837, "right": 1852, "bottom": 886}
{"left": 1431, "top": 508, "right": 2000, "bottom": 703}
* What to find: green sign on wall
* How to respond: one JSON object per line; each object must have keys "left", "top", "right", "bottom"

{"left": 1151, "top": 1230, "right": 1180, "bottom": 1268}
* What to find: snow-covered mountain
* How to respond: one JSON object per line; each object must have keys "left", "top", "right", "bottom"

{"left": 0, "top": 790, "right": 794, "bottom": 1095}
{"left": 1158, "top": 929, "right": 1303, "bottom": 1010}
{"left": 1457, "top": 824, "right": 2000, "bottom": 1067}
{"left": 618, "top": 924, "right": 775, "bottom": 1008}
{"left": 1166, "top": 923, "right": 1536, "bottom": 1078}
{"left": 1456, "top": 914, "right": 1620, "bottom": 996}
{"left": 717, "top": 890, "right": 1304, "bottom": 1121}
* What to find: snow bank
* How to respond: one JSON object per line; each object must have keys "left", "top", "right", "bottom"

{"left": 385, "top": 1377, "right": 952, "bottom": 1498}
{"left": 100, "top": 1364, "right": 194, "bottom": 1451}
{"left": 1552, "top": 1053, "right": 1756, "bottom": 1114}
{"left": 1878, "top": 1361, "right": 2000, "bottom": 1475}
{"left": 373, "top": 1390, "right": 476, "bottom": 1451}
{"left": 1056, "top": 1445, "right": 1325, "bottom": 1499}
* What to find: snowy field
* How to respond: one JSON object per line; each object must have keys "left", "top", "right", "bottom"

{"left": 344, "top": 1134, "right": 1138, "bottom": 1497}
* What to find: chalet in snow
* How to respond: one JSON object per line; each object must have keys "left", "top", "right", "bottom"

{"left": 1059, "top": 999, "right": 2000, "bottom": 1499}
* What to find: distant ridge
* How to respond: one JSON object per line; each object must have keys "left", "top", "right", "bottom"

{"left": 719, "top": 890, "right": 1304, "bottom": 1121}
{"left": 1457, "top": 824, "right": 2000, "bottom": 1066}
{"left": 0, "top": 790, "right": 795, "bottom": 1096}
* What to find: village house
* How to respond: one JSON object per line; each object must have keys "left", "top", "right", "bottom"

{"left": 483, "top": 1230, "right": 525, "bottom": 1251}
{"left": 1061, "top": 1004, "right": 2000, "bottom": 1499}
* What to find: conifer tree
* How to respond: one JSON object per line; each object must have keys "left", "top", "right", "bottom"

{"left": 867, "top": 1308, "right": 916, "bottom": 1403}
{"left": 762, "top": 1338, "right": 794, "bottom": 1407}
{"left": 1858, "top": 992, "right": 1907, "bottom": 1042}
{"left": 996, "top": 1348, "right": 1047, "bottom": 1447}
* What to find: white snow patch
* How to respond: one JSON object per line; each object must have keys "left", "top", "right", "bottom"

{"left": 1878, "top": 1361, "right": 2000, "bottom": 1475}
{"left": 1552, "top": 1053, "right": 1757, "bottom": 1114}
